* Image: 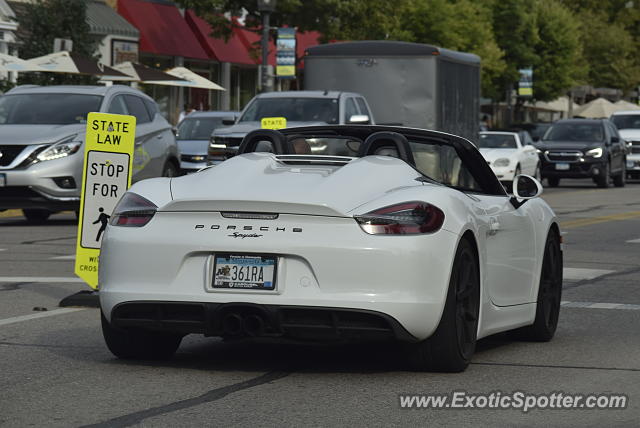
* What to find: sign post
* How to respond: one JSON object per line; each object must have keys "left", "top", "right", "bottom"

{"left": 75, "top": 112, "right": 136, "bottom": 289}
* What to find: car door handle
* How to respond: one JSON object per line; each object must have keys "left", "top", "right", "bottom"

{"left": 156, "top": 134, "right": 163, "bottom": 139}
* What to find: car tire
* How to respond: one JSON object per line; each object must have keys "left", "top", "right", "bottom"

{"left": 101, "top": 312, "right": 183, "bottom": 360}
{"left": 613, "top": 162, "right": 626, "bottom": 187}
{"left": 510, "top": 229, "right": 562, "bottom": 342}
{"left": 405, "top": 237, "right": 480, "bottom": 372}
{"left": 547, "top": 177, "right": 560, "bottom": 187}
{"left": 22, "top": 209, "right": 51, "bottom": 224}
{"left": 162, "top": 161, "right": 178, "bottom": 177}
{"left": 596, "top": 162, "right": 611, "bottom": 188}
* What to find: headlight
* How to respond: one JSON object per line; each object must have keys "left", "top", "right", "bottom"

{"left": 493, "top": 158, "right": 510, "bottom": 167}
{"left": 36, "top": 135, "right": 82, "bottom": 162}
{"left": 585, "top": 147, "right": 603, "bottom": 158}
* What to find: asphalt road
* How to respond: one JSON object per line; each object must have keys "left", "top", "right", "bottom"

{"left": 1, "top": 179, "right": 639, "bottom": 427}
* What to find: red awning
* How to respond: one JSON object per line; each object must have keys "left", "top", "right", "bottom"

{"left": 233, "top": 23, "right": 276, "bottom": 66}
{"left": 185, "top": 11, "right": 256, "bottom": 65}
{"left": 118, "top": 0, "right": 208, "bottom": 60}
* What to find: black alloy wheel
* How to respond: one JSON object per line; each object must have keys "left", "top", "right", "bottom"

{"left": 511, "top": 230, "right": 563, "bottom": 341}
{"left": 547, "top": 177, "right": 560, "bottom": 187}
{"left": 406, "top": 238, "right": 480, "bottom": 372}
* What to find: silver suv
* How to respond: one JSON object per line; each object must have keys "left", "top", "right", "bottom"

{"left": 0, "top": 85, "right": 179, "bottom": 222}
{"left": 210, "top": 91, "right": 374, "bottom": 161}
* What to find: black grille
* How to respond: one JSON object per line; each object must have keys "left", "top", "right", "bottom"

{"left": 630, "top": 142, "right": 640, "bottom": 154}
{"left": 0, "top": 145, "right": 26, "bottom": 166}
{"left": 546, "top": 151, "right": 582, "bottom": 162}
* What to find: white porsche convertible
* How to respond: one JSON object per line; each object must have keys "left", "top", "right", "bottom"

{"left": 99, "top": 125, "right": 563, "bottom": 372}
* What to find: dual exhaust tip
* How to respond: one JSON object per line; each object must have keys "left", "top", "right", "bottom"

{"left": 222, "top": 313, "right": 265, "bottom": 337}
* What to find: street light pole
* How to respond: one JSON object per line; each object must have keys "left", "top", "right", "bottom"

{"left": 258, "top": 0, "right": 277, "bottom": 92}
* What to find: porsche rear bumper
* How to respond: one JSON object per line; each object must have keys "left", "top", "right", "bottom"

{"left": 99, "top": 211, "right": 460, "bottom": 341}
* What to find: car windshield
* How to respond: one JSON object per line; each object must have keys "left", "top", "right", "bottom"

{"left": 239, "top": 98, "right": 339, "bottom": 124}
{"left": 0, "top": 93, "right": 103, "bottom": 125}
{"left": 611, "top": 115, "right": 640, "bottom": 130}
{"left": 177, "top": 117, "right": 226, "bottom": 140}
{"left": 543, "top": 123, "right": 604, "bottom": 142}
{"left": 478, "top": 134, "right": 517, "bottom": 149}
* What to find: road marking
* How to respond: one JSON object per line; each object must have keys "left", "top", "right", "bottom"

{"left": 560, "top": 211, "right": 640, "bottom": 229}
{"left": 0, "top": 249, "right": 6, "bottom": 251}
{"left": 0, "top": 308, "right": 86, "bottom": 327}
{"left": 0, "top": 276, "right": 84, "bottom": 283}
{"left": 0, "top": 209, "right": 22, "bottom": 218}
{"left": 563, "top": 267, "right": 614, "bottom": 281}
{"left": 50, "top": 255, "right": 76, "bottom": 260}
{"left": 626, "top": 238, "right": 640, "bottom": 244}
{"left": 562, "top": 301, "right": 640, "bottom": 311}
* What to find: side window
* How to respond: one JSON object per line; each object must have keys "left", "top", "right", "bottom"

{"left": 409, "top": 141, "right": 481, "bottom": 191}
{"left": 356, "top": 98, "right": 370, "bottom": 118}
{"left": 143, "top": 98, "right": 158, "bottom": 120}
{"left": 608, "top": 123, "right": 620, "bottom": 141}
{"left": 345, "top": 98, "right": 358, "bottom": 121}
{"left": 123, "top": 95, "right": 151, "bottom": 124}
{"left": 107, "top": 95, "right": 129, "bottom": 115}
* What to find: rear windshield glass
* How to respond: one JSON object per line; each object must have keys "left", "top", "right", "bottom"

{"left": 0, "top": 93, "right": 103, "bottom": 125}
{"left": 543, "top": 123, "right": 604, "bottom": 142}
{"left": 177, "top": 117, "right": 226, "bottom": 140}
{"left": 611, "top": 115, "right": 640, "bottom": 130}
{"left": 240, "top": 98, "right": 339, "bottom": 124}
{"left": 478, "top": 134, "right": 517, "bottom": 149}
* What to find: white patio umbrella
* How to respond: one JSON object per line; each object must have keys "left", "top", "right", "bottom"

{"left": 102, "top": 61, "right": 185, "bottom": 82}
{"left": 143, "top": 66, "right": 225, "bottom": 90}
{"left": 614, "top": 100, "right": 640, "bottom": 111}
{"left": 25, "top": 51, "right": 129, "bottom": 79}
{"left": 0, "top": 52, "right": 46, "bottom": 72}
{"left": 573, "top": 98, "right": 620, "bottom": 118}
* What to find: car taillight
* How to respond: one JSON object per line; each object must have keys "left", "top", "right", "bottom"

{"left": 110, "top": 192, "right": 158, "bottom": 227}
{"left": 354, "top": 201, "right": 445, "bottom": 235}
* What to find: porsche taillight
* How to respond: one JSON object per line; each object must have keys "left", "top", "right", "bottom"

{"left": 354, "top": 201, "right": 445, "bottom": 235}
{"left": 110, "top": 192, "right": 158, "bottom": 227}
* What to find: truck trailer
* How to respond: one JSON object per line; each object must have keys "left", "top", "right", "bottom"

{"left": 303, "top": 41, "right": 481, "bottom": 143}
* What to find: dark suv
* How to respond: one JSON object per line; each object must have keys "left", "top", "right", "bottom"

{"left": 537, "top": 119, "right": 626, "bottom": 188}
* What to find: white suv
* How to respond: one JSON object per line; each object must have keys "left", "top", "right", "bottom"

{"left": 611, "top": 110, "right": 640, "bottom": 179}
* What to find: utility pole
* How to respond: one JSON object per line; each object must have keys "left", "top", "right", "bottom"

{"left": 258, "top": 0, "right": 277, "bottom": 92}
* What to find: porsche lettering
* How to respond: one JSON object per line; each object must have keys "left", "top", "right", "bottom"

{"left": 194, "top": 224, "right": 302, "bottom": 232}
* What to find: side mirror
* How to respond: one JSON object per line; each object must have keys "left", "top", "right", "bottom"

{"left": 222, "top": 117, "right": 236, "bottom": 125}
{"left": 510, "top": 174, "right": 543, "bottom": 208}
{"left": 172, "top": 126, "right": 178, "bottom": 136}
{"left": 348, "top": 114, "right": 370, "bottom": 124}
{"left": 532, "top": 136, "right": 540, "bottom": 142}
{"left": 611, "top": 136, "right": 619, "bottom": 143}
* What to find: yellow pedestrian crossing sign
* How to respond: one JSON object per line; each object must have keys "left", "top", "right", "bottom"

{"left": 75, "top": 112, "right": 136, "bottom": 289}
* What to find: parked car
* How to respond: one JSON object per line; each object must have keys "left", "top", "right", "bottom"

{"left": 176, "top": 111, "right": 238, "bottom": 172}
{"left": 478, "top": 131, "right": 540, "bottom": 187}
{"left": 99, "top": 125, "right": 561, "bottom": 372}
{"left": 610, "top": 110, "right": 640, "bottom": 179}
{"left": 209, "top": 91, "right": 374, "bottom": 161}
{"left": 0, "top": 85, "right": 179, "bottom": 222}
{"left": 537, "top": 119, "right": 626, "bottom": 188}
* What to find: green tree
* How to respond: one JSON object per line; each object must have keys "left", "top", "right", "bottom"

{"left": 531, "top": 0, "right": 585, "bottom": 101}
{"left": 17, "top": 0, "right": 98, "bottom": 85}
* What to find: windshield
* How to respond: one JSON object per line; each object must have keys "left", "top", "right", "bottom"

{"left": 240, "top": 98, "right": 339, "bottom": 124}
{"left": 611, "top": 115, "right": 640, "bottom": 130}
{"left": 0, "top": 93, "right": 103, "bottom": 125}
{"left": 543, "top": 123, "right": 604, "bottom": 142}
{"left": 478, "top": 134, "right": 517, "bottom": 149}
{"left": 177, "top": 117, "right": 226, "bottom": 140}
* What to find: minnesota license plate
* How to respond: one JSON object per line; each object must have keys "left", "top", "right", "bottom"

{"left": 0, "top": 173, "right": 5, "bottom": 187}
{"left": 212, "top": 254, "right": 277, "bottom": 290}
{"left": 555, "top": 163, "right": 570, "bottom": 170}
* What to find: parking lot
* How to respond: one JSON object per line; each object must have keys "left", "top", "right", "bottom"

{"left": 0, "top": 179, "right": 638, "bottom": 426}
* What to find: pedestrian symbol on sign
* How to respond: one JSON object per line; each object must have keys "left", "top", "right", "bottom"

{"left": 93, "top": 207, "right": 110, "bottom": 242}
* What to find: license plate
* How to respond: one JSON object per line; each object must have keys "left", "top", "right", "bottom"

{"left": 212, "top": 254, "right": 277, "bottom": 290}
{"left": 0, "top": 173, "right": 5, "bottom": 187}
{"left": 628, "top": 160, "right": 635, "bottom": 168}
{"left": 555, "top": 163, "right": 570, "bottom": 170}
